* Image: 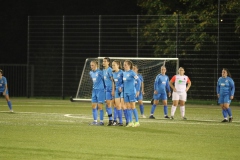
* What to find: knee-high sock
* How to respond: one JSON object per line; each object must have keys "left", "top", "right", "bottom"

{"left": 7, "top": 101, "right": 12, "bottom": 110}
{"left": 123, "top": 109, "right": 128, "bottom": 123}
{"left": 117, "top": 109, "right": 123, "bottom": 124}
{"left": 180, "top": 106, "right": 185, "bottom": 117}
{"left": 133, "top": 108, "right": 139, "bottom": 122}
{"left": 222, "top": 109, "right": 228, "bottom": 119}
{"left": 114, "top": 107, "right": 117, "bottom": 121}
{"left": 107, "top": 107, "right": 113, "bottom": 120}
{"left": 164, "top": 105, "right": 168, "bottom": 115}
{"left": 139, "top": 104, "right": 144, "bottom": 115}
{"left": 226, "top": 108, "right": 232, "bottom": 117}
{"left": 171, "top": 106, "right": 177, "bottom": 116}
{"left": 92, "top": 108, "right": 97, "bottom": 121}
{"left": 150, "top": 104, "right": 156, "bottom": 115}
{"left": 100, "top": 109, "right": 104, "bottom": 121}
{"left": 127, "top": 109, "right": 133, "bottom": 123}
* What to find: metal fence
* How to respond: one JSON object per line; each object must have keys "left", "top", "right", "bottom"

{"left": 16, "top": 15, "right": 239, "bottom": 101}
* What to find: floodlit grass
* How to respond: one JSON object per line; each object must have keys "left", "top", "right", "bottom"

{"left": 0, "top": 98, "right": 240, "bottom": 160}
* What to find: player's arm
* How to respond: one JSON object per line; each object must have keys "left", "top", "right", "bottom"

{"left": 3, "top": 78, "right": 8, "bottom": 96}
{"left": 166, "top": 77, "right": 171, "bottom": 97}
{"left": 169, "top": 75, "right": 176, "bottom": 92}
{"left": 230, "top": 78, "right": 235, "bottom": 99}
{"left": 111, "top": 77, "right": 115, "bottom": 97}
{"left": 216, "top": 78, "right": 220, "bottom": 98}
{"left": 153, "top": 75, "right": 158, "bottom": 94}
{"left": 186, "top": 77, "right": 191, "bottom": 92}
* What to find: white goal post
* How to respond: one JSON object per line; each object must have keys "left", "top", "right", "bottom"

{"left": 70, "top": 57, "right": 179, "bottom": 103}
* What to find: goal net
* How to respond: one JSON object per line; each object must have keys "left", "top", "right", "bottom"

{"left": 71, "top": 57, "right": 179, "bottom": 103}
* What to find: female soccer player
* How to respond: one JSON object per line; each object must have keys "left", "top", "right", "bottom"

{"left": 169, "top": 67, "right": 191, "bottom": 120}
{"left": 123, "top": 60, "right": 141, "bottom": 127}
{"left": 102, "top": 57, "right": 114, "bottom": 126}
{"left": 89, "top": 61, "right": 104, "bottom": 125}
{"left": 149, "top": 66, "right": 171, "bottom": 119}
{"left": 132, "top": 64, "right": 146, "bottom": 118}
{"left": 217, "top": 68, "right": 235, "bottom": 122}
{"left": 111, "top": 60, "right": 127, "bottom": 126}
{"left": 0, "top": 69, "right": 13, "bottom": 112}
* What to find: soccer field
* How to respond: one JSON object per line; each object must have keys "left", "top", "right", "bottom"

{"left": 0, "top": 98, "right": 239, "bottom": 160}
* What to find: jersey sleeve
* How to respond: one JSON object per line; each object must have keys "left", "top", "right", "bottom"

{"left": 229, "top": 78, "right": 235, "bottom": 96}
{"left": 166, "top": 76, "right": 170, "bottom": 92}
{"left": 170, "top": 75, "right": 176, "bottom": 82}
{"left": 216, "top": 78, "right": 220, "bottom": 94}
{"left": 187, "top": 76, "right": 191, "bottom": 83}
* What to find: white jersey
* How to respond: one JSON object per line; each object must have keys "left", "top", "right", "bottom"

{"left": 170, "top": 75, "right": 190, "bottom": 92}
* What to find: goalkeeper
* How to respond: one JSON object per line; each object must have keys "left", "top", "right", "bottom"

{"left": 149, "top": 66, "right": 171, "bottom": 119}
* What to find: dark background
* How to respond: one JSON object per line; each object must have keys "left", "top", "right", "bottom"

{"left": 0, "top": 0, "right": 141, "bottom": 64}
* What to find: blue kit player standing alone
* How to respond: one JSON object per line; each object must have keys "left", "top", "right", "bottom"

{"left": 217, "top": 68, "right": 235, "bottom": 122}
{"left": 0, "top": 69, "right": 13, "bottom": 112}
{"left": 89, "top": 61, "right": 105, "bottom": 125}
{"left": 102, "top": 57, "right": 114, "bottom": 126}
{"left": 149, "top": 66, "right": 171, "bottom": 119}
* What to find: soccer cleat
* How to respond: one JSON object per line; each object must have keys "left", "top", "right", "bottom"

{"left": 126, "top": 122, "right": 134, "bottom": 127}
{"left": 98, "top": 122, "right": 104, "bottom": 126}
{"left": 118, "top": 123, "right": 123, "bottom": 126}
{"left": 10, "top": 110, "right": 14, "bottom": 113}
{"left": 149, "top": 115, "right": 155, "bottom": 119}
{"left": 170, "top": 116, "right": 174, "bottom": 120}
{"left": 222, "top": 119, "right": 228, "bottom": 122}
{"left": 229, "top": 117, "right": 233, "bottom": 123}
{"left": 164, "top": 115, "right": 170, "bottom": 118}
{"left": 89, "top": 121, "right": 98, "bottom": 125}
{"left": 112, "top": 120, "right": 118, "bottom": 126}
{"left": 133, "top": 122, "right": 140, "bottom": 127}
{"left": 182, "top": 117, "right": 187, "bottom": 120}
{"left": 107, "top": 120, "right": 113, "bottom": 126}
{"left": 141, "top": 114, "right": 146, "bottom": 118}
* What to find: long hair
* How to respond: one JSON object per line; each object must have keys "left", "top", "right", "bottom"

{"left": 223, "top": 68, "right": 232, "bottom": 78}
{"left": 113, "top": 60, "right": 122, "bottom": 70}
{"left": 124, "top": 60, "right": 133, "bottom": 69}
{"left": 0, "top": 69, "right": 3, "bottom": 74}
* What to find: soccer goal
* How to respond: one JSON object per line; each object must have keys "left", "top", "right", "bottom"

{"left": 70, "top": 57, "right": 179, "bottom": 103}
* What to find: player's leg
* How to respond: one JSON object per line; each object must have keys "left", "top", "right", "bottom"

{"left": 129, "top": 94, "right": 139, "bottom": 127}
{"left": 114, "top": 97, "right": 123, "bottom": 126}
{"left": 106, "top": 91, "right": 114, "bottom": 126}
{"left": 171, "top": 92, "right": 179, "bottom": 119}
{"left": 179, "top": 92, "right": 187, "bottom": 120}
{"left": 224, "top": 95, "right": 233, "bottom": 122}
{"left": 160, "top": 93, "right": 169, "bottom": 118}
{"left": 97, "top": 89, "right": 105, "bottom": 125}
{"left": 137, "top": 93, "right": 146, "bottom": 118}
{"left": 89, "top": 90, "right": 98, "bottom": 125}
{"left": 121, "top": 95, "right": 128, "bottom": 126}
{"left": 149, "top": 94, "right": 160, "bottom": 119}
{"left": 219, "top": 95, "right": 228, "bottom": 122}
{"left": 4, "top": 90, "right": 13, "bottom": 112}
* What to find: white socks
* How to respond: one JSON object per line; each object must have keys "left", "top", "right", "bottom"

{"left": 171, "top": 105, "right": 185, "bottom": 118}
{"left": 180, "top": 106, "right": 185, "bottom": 118}
{"left": 171, "top": 106, "right": 177, "bottom": 116}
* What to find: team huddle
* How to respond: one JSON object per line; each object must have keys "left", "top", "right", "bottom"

{"left": 88, "top": 58, "right": 235, "bottom": 127}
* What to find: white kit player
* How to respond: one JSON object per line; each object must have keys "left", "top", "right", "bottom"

{"left": 169, "top": 67, "right": 191, "bottom": 120}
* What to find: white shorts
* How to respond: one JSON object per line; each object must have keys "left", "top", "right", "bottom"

{"left": 172, "top": 91, "right": 187, "bottom": 101}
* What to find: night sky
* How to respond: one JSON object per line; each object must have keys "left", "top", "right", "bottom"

{"left": 0, "top": 0, "right": 141, "bottom": 64}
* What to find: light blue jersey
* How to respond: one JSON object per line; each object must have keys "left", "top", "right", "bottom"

{"left": 89, "top": 69, "right": 105, "bottom": 90}
{"left": 103, "top": 67, "right": 113, "bottom": 92}
{"left": 112, "top": 70, "right": 124, "bottom": 91}
{"left": 217, "top": 77, "right": 235, "bottom": 96}
{"left": 123, "top": 70, "right": 140, "bottom": 94}
{"left": 154, "top": 74, "right": 170, "bottom": 94}
{"left": 135, "top": 74, "right": 143, "bottom": 100}
{"left": 0, "top": 76, "right": 7, "bottom": 93}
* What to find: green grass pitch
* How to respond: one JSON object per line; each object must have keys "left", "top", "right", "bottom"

{"left": 0, "top": 98, "right": 239, "bottom": 160}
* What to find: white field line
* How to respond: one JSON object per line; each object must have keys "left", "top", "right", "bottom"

{"left": 1, "top": 111, "right": 240, "bottom": 126}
